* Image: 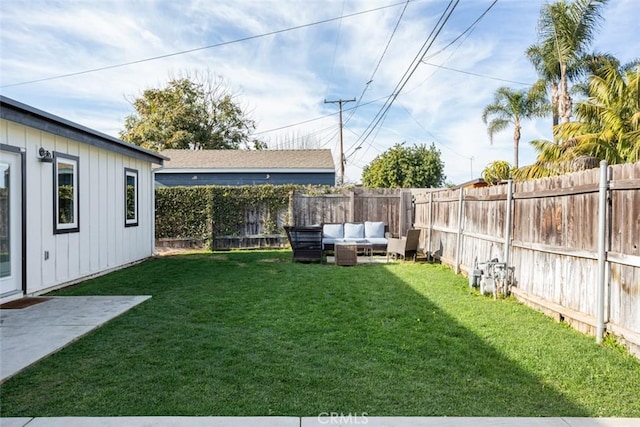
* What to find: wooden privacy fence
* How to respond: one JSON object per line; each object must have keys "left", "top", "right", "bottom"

{"left": 292, "top": 188, "right": 412, "bottom": 237}
{"left": 156, "top": 187, "right": 411, "bottom": 250}
{"left": 414, "top": 162, "right": 640, "bottom": 355}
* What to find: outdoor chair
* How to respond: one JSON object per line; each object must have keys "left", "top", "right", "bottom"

{"left": 386, "top": 229, "right": 421, "bottom": 261}
{"left": 284, "top": 225, "right": 323, "bottom": 263}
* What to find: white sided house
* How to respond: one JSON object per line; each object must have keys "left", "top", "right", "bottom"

{"left": 0, "top": 96, "right": 166, "bottom": 303}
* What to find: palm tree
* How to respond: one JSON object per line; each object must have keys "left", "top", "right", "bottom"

{"left": 482, "top": 160, "right": 514, "bottom": 185}
{"left": 517, "top": 59, "right": 639, "bottom": 180}
{"left": 556, "top": 60, "right": 640, "bottom": 162}
{"left": 482, "top": 85, "right": 549, "bottom": 169}
{"left": 527, "top": 0, "right": 609, "bottom": 128}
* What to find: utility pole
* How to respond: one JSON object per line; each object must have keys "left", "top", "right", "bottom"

{"left": 324, "top": 97, "right": 355, "bottom": 186}
{"left": 470, "top": 156, "right": 474, "bottom": 179}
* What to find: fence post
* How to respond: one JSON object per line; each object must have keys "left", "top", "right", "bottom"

{"left": 455, "top": 187, "right": 464, "bottom": 274}
{"left": 427, "top": 192, "right": 433, "bottom": 258}
{"left": 503, "top": 180, "right": 513, "bottom": 267}
{"left": 349, "top": 190, "right": 355, "bottom": 222}
{"left": 152, "top": 170, "right": 157, "bottom": 254}
{"left": 399, "top": 190, "right": 412, "bottom": 235}
{"left": 287, "top": 190, "right": 294, "bottom": 226}
{"left": 596, "top": 160, "right": 609, "bottom": 344}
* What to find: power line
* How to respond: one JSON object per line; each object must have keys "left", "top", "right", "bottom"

{"left": 421, "top": 62, "right": 533, "bottom": 86}
{"left": 421, "top": 0, "right": 498, "bottom": 62}
{"left": 350, "top": 0, "right": 460, "bottom": 162}
{"left": 349, "top": 0, "right": 505, "bottom": 168}
{"left": 252, "top": 59, "right": 529, "bottom": 145}
{"left": 397, "top": 102, "right": 469, "bottom": 159}
{"left": 343, "top": 0, "right": 410, "bottom": 129}
{"left": 328, "top": 0, "right": 347, "bottom": 79}
{"left": 251, "top": 95, "right": 388, "bottom": 136}
{"left": 408, "top": 0, "right": 499, "bottom": 92}
{"left": 1, "top": 0, "right": 412, "bottom": 89}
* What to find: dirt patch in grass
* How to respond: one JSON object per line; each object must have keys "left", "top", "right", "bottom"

{"left": 258, "top": 258, "right": 287, "bottom": 263}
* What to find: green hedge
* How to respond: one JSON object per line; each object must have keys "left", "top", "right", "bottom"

{"left": 156, "top": 185, "right": 326, "bottom": 247}
{"left": 210, "top": 185, "right": 296, "bottom": 236}
{"left": 155, "top": 186, "right": 214, "bottom": 240}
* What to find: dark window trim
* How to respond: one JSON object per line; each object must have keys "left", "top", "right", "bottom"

{"left": 53, "top": 152, "right": 79, "bottom": 234}
{"left": 124, "top": 167, "right": 139, "bottom": 227}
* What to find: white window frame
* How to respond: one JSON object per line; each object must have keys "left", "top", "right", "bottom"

{"left": 53, "top": 152, "right": 79, "bottom": 234}
{"left": 125, "top": 168, "right": 139, "bottom": 227}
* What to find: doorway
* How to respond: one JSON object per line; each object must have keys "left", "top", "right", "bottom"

{"left": 0, "top": 145, "right": 24, "bottom": 298}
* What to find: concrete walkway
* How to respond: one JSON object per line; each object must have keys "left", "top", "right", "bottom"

{"left": 1, "top": 296, "right": 639, "bottom": 427}
{"left": 0, "top": 295, "right": 151, "bottom": 382}
{"left": 1, "top": 416, "right": 639, "bottom": 426}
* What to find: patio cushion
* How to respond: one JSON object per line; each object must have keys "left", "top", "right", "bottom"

{"left": 364, "top": 221, "right": 385, "bottom": 238}
{"left": 322, "top": 237, "right": 342, "bottom": 246}
{"left": 323, "top": 223, "right": 344, "bottom": 239}
{"left": 365, "top": 237, "right": 387, "bottom": 246}
{"left": 342, "top": 238, "right": 368, "bottom": 243}
{"left": 344, "top": 223, "right": 365, "bottom": 239}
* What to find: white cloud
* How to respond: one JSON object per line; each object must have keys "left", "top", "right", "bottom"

{"left": 1, "top": 0, "right": 637, "bottom": 185}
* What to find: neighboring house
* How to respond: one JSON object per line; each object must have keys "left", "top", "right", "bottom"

{"left": 0, "top": 96, "right": 166, "bottom": 304}
{"left": 155, "top": 149, "right": 336, "bottom": 187}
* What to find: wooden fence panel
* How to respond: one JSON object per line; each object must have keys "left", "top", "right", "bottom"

{"left": 414, "top": 162, "right": 639, "bottom": 354}
{"left": 608, "top": 162, "right": 640, "bottom": 338}
{"left": 511, "top": 169, "right": 602, "bottom": 316}
{"left": 427, "top": 188, "right": 459, "bottom": 263}
{"left": 460, "top": 185, "right": 508, "bottom": 271}
{"left": 291, "top": 188, "right": 404, "bottom": 236}
{"left": 413, "top": 192, "right": 431, "bottom": 251}
{"left": 351, "top": 188, "right": 401, "bottom": 232}
{"left": 292, "top": 193, "right": 349, "bottom": 226}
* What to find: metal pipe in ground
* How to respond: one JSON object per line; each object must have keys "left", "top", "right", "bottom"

{"left": 596, "top": 160, "right": 608, "bottom": 344}
{"left": 455, "top": 187, "right": 464, "bottom": 274}
{"left": 503, "top": 179, "right": 513, "bottom": 268}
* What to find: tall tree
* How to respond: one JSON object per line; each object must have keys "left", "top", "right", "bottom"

{"left": 362, "top": 143, "right": 445, "bottom": 188}
{"left": 120, "top": 76, "right": 257, "bottom": 151}
{"left": 517, "top": 60, "right": 639, "bottom": 180}
{"left": 527, "top": 0, "right": 609, "bottom": 129}
{"left": 266, "top": 131, "right": 322, "bottom": 150}
{"left": 482, "top": 85, "right": 549, "bottom": 168}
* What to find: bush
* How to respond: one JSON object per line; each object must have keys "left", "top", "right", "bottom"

{"left": 155, "top": 185, "right": 310, "bottom": 246}
{"left": 155, "top": 186, "right": 213, "bottom": 240}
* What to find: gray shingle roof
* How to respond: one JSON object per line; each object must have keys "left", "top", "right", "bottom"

{"left": 159, "top": 149, "right": 335, "bottom": 170}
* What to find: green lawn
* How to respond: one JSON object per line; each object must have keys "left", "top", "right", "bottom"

{"left": 1, "top": 250, "right": 639, "bottom": 416}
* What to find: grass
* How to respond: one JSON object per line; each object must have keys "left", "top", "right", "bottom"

{"left": 1, "top": 250, "right": 639, "bottom": 416}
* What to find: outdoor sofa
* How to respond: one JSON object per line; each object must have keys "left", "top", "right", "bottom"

{"left": 321, "top": 221, "right": 389, "bottom": 254}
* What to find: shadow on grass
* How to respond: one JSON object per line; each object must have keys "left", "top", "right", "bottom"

{"left": 0, "top": 251, "right": 590, "bottom": 416}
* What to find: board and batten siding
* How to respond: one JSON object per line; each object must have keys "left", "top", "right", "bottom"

{"left": 2, "top": 118, "right": 155, "bottom": 294}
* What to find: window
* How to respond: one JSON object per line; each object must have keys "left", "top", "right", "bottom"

{"left": 54, "top": 153, "right": 79, "bottom": 234}
{"left": 125, "top": 168, "right": 138, "bottom": 227}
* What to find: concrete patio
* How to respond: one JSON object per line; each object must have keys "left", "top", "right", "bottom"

{"left": 0, "top": 295, "right": 151, "bottom": 382}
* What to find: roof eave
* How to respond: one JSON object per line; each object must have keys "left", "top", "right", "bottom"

{"left": 155, "top": 168, "right": 336, "bottom": 174}
{"left": 0, "top": 95, "right": 167, "bottom": 165}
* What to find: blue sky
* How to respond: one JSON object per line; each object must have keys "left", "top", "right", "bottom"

{"left": 1, "top": 0, "right": 638, "bottom": 185}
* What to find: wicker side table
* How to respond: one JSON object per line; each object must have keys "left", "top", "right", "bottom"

{"left": 335, "top": 243, "right": 357, "bottom": 266}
